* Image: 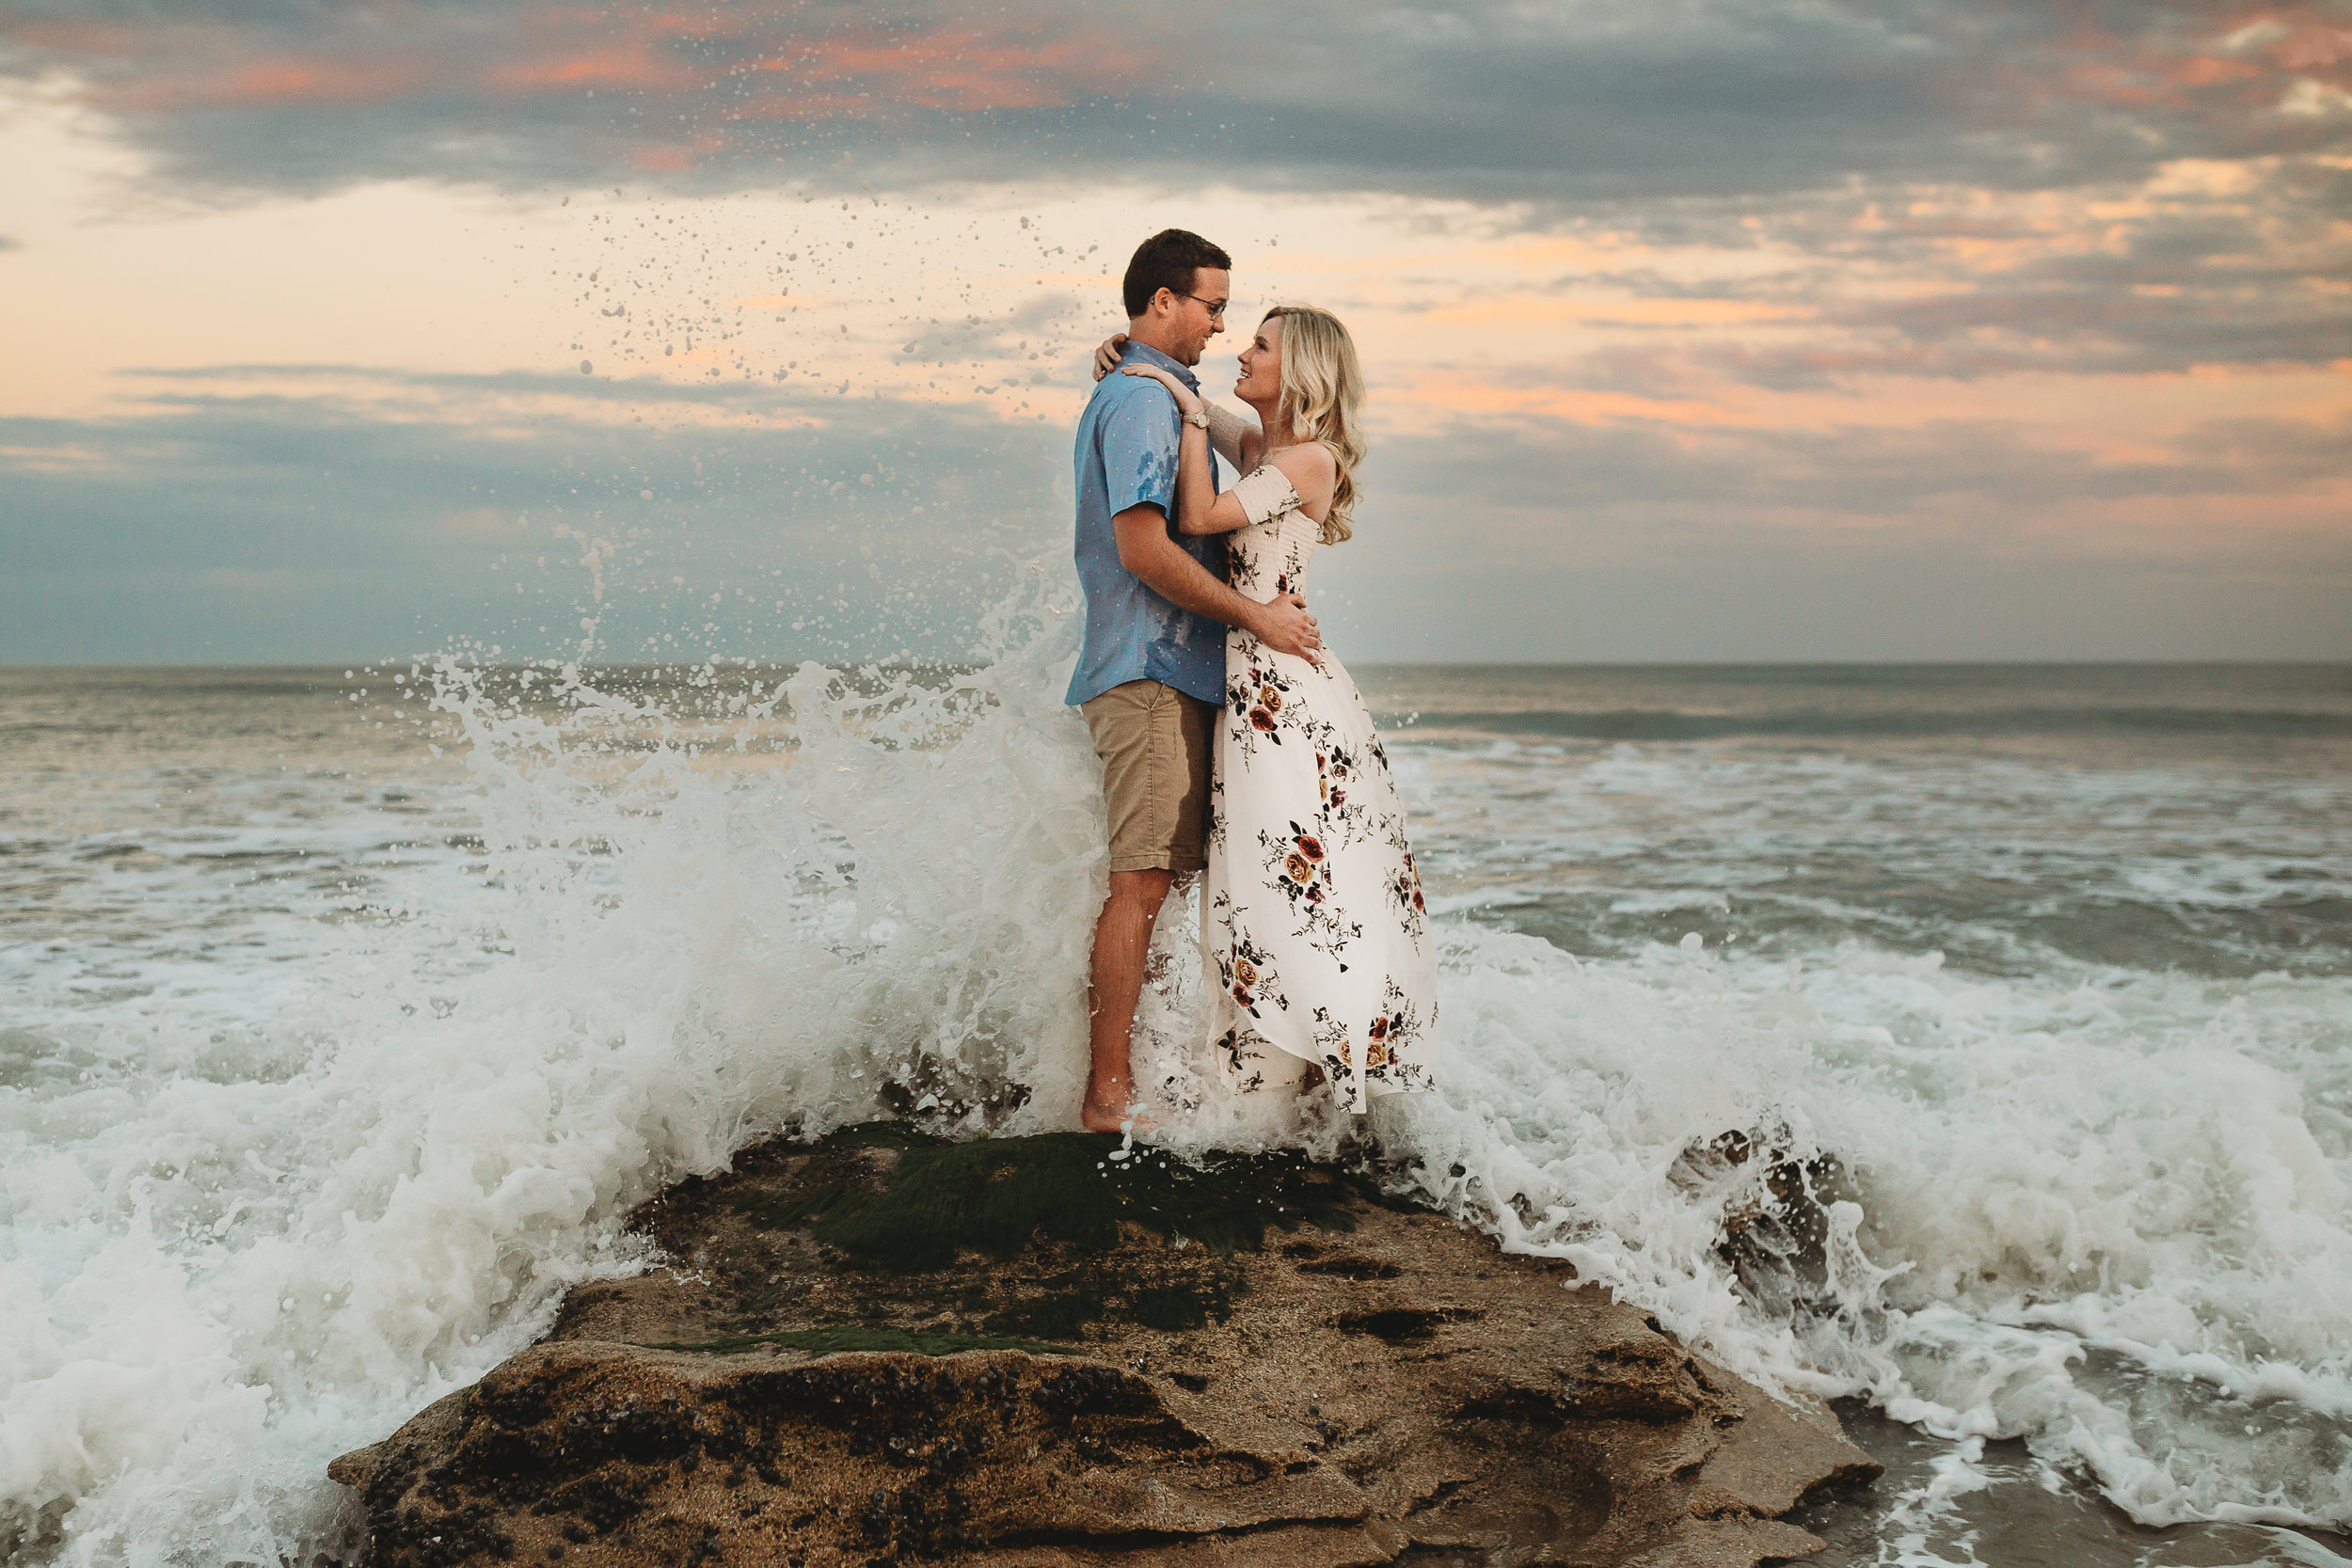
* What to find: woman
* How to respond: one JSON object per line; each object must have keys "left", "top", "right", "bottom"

{"left": 1107, "top": 307, "right": 1437, "bottom": 1114}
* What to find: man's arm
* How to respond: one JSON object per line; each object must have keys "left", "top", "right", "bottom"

{"left": 1113, "top": 503, "right": 1320, "bottom": 662}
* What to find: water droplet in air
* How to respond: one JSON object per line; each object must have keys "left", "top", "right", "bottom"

{"left": 1679, "top": 932, "right": 1704, "bottom": 951}
{"left": 579, "top": 359, "right": 593, "bottom": 374}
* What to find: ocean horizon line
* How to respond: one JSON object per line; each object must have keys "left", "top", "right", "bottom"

{"left": 4, "top": 657, "right": 2349, "bottom": 674}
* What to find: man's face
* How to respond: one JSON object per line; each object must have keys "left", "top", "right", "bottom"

{"left": 1168, "top": 267, "right": 1230, "bottom": 366}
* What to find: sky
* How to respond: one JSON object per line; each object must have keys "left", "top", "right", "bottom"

{"left": 1, "top": 0, "right": 2347, "bottom": 664}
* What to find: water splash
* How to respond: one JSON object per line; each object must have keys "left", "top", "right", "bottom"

{"left": 3, "top": 583, "right": 2348, "bottom": 1563}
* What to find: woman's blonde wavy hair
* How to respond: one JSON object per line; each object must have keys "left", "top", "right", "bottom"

{"left": 1263, "top": 304, "right": 1365, "bottom": 546}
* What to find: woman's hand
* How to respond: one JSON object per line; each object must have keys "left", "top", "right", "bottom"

{"left": 1120, "top": 363, "right": 1205, "bottom": 419}
{"left": 1091, "top": 333, "right": 1129, "bottom": 381}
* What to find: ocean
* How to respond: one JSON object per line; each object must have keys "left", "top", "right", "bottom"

{"left": 3, "top": 625, "right": 2348, "bottom": 1564}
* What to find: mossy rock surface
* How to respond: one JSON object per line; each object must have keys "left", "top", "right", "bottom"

{"left": 331, "top": 1122, "right": 1883, "bottom": 1567}
{"left": 616, "top": 1123, "right": 1390, "bottom": 1353}
{"left": 741, "top": 1123, "right": 1374, "bottom": 1271}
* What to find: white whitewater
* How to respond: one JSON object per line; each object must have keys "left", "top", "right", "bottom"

{"left": 1, "top": 588, "right": 2347, "bottom": 1564}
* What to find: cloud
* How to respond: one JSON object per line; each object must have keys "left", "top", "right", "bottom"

{"left": 9, "top": 0, "right": 2341, "bottom": 401}
{"left": 7, "top": 0, "right": 2344, "bottom": 208}
{"left": 1321, "top": 407, "right": 2352, "bottom": 660}
{"left": 894, "top": 295, "right": 1078, "bottom": 369}
{"left": 1371, "top": 407, "right": 2352, "bottom": 547}
{"left": 0, "top": 368, "right": 1073, "bottom": 662}
{"left": 5, "top": 361, "right": 2345, "bottom": 663}
{"left": 1677, "top": 153, "right": 2352, "bottom": 378}
{"left": 2, "top": 1, "right": 1168, "bottom": 195}
{"left": 5, "top": 3, "right": 2345, "bottom": 662}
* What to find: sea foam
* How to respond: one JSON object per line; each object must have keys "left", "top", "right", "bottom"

{"left": 2, "top": 584, "right": 2347, "bottom": 1562}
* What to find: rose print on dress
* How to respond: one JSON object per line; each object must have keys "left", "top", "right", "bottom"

{"left": 1361, "top": 977, "right": 1433, "bottom": 1092}
{"left": 1386, "top": 847, "right": 1428, "bottom": 939}
{"left": 1256, "top": 823, "right": 1363, "bottom": 962}
{"left": 1227, "top": 660, "right": 1304, "bottom": 759}
{"left": 1311, "top": 741, "right": 1377, "bottom": 849}
{"left": 1203, "top": 491, "right": 1438, "bottom": 1114}
{"left": 1309, "top": 1006, "right": 1359, "bottom": 1095}
{"left": 1210, "top": 891, "right": 1290, "bottom": 1020}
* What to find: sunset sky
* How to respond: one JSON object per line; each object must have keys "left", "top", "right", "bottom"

{"left": 2, "top": 0, "right": 2347, "bottom": 663}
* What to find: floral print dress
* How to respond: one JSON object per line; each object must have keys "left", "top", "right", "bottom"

{"left": 1203, "top": 458, "right": 1438, "bottom": 1112}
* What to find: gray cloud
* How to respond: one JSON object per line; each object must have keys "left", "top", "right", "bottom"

{"left": 1455, "top": 155, "right": 2352, "bottom": 391}
{"left": 1689, "top": 155, "right": 2352, "bottom": 379}
{"left": 1318, "top": 525, "right": 2352, "bottom": 663}
{"left": 7, "top": 0, "right": 2344, "bottom": 209}
{"left": 11, "top": 0, "right": 2341, "bottom": 402}
{"left": 893, "top": 295, "right": 1081, "bottom": 370}
{"left": 0, "top": 371, "right": 1071, "bottom": 662}
{"left": 1318, "top": 410, "right": 2352, "bottom": 660}
{"left": 1435, "top": 410, "right": 2347, "bottom": 520}
{"left": 5, "top": 0, "right": 2345, "bottom": 662}
{"left": 6, "top": 364, "right": 2345, "bottom": 664}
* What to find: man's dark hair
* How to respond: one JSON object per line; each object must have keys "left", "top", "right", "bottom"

{"left": 1122, "top": 229, "right": 1232, "bottom": 319}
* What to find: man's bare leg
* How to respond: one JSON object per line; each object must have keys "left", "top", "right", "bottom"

{"left": 1084, "top": 867, "right": 1175, "bottom": 1132}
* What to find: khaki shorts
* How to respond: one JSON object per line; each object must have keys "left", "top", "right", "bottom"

{"left": 1081, "top": 679, "right": 1215, "bottom": 874}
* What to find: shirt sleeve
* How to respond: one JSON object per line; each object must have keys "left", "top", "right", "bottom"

{"left": 1101, "top": 385, "right": 1182, "bottom": 520}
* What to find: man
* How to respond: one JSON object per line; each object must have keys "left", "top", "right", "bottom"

{"left": 1068, "top": 228, "right": 1322, "bottom": 1132}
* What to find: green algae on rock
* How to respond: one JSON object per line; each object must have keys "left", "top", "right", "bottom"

{"left": 747, "top": 1123, "right": 1372, "bottom": 1270}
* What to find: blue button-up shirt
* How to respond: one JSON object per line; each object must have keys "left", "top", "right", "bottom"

{"left": 1064, "top": 341, "right": 1227, "bottom": 707}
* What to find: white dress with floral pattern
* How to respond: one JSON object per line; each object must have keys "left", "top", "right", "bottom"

{"left": 1203, "top": 457, "right": 1437, "bottom": 1112}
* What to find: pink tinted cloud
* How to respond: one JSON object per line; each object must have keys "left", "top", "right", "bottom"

{"left": 208, "top": 55, "right": 437, "bottom": 108}
{"left": 12, "top": 6, "right": 458, "bottom": 110}
{"left": 764, "top": 27, "right": 1154, "bottom": 111}
{"left": 1944, "top": 2, "right": 2350, "bottom": 127}
{"left": 9, "top": 3, "right": 1157, "bottom": 132}
{"left": 489, "top": 23, "right": 702, "bottom": 95}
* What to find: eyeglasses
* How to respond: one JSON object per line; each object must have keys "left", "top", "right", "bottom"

{"left": 1174, "top": 291, "right": 1229, "bottom": 323}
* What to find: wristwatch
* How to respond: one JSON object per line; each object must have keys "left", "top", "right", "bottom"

{"left": 1183, "top": 409, "right": 1210, "bottom": 429}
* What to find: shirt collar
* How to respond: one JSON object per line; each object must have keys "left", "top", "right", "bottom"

{"left": 1119, "top": 340, "right": 1200, "bottom": 392}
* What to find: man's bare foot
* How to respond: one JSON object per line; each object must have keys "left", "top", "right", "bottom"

{"left": 1080, "top": 1098, "right": 1160, "bottom": 1136}
{"left": 1080, "top": 1077, "right": 1159, "bottom": 1136}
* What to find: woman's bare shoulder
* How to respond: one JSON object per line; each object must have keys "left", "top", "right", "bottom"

{"left": 1267, "top": 440, "right": 1337, "bottom": 490}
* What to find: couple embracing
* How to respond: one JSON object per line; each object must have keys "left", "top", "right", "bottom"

{"left": 1068, "top": 228, "right": 1437, "bottom": 1134}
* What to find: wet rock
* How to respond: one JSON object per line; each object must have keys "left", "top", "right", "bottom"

{"left": 331, "top": 1126, "right": 1878, "bottom": 1566}
{"left": 1673, "top": 1126, "right": 1851, "bottom": 1318}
